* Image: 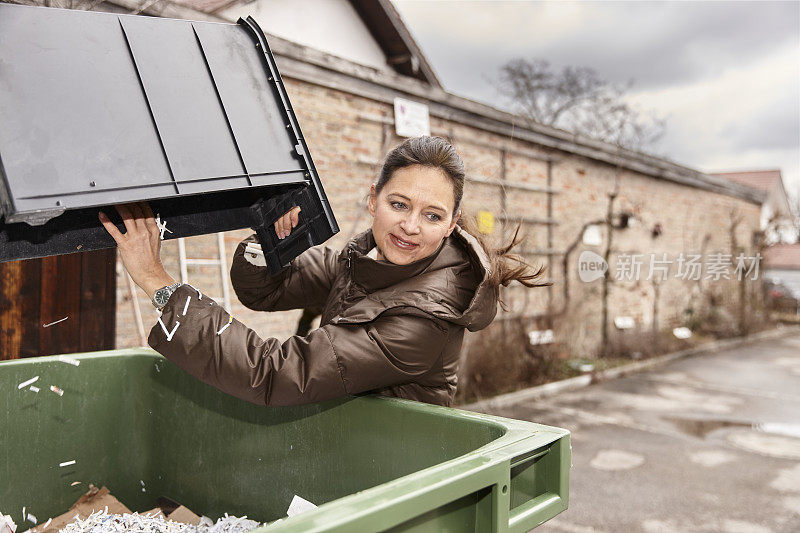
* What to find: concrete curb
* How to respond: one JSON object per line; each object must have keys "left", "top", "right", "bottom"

{"left": 459, "top": 324, "right": 800, "bottom": 412}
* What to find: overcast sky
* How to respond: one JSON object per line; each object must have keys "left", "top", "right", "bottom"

{"left": 393, "top": 0, "right": 800, "bottom": 208}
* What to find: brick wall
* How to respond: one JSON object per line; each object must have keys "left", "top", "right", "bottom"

{"left": 115, "top": 78, "right": 762, "bottom": 356}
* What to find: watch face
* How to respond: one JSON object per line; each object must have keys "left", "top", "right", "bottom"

{"left": 155, "top": 290, "right": 170, "bottom": 306}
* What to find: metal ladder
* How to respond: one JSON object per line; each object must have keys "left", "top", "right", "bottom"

{"left": 177, "top": 232, "right": 232, "bottom": 313}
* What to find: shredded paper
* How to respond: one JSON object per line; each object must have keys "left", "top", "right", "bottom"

{"left": 59, "top": 510, "right": 260, "bottom": 533}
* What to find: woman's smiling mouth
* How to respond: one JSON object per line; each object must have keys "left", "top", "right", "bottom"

{"left": 389, "top": 233, "right": 419, "bottom": 250}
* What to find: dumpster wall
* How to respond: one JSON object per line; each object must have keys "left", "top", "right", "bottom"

{"left": 1, "top": 349, "right": 570, "bottom": 532}
{"left": 1, "top": 351, "right": 504, "bottom": 519}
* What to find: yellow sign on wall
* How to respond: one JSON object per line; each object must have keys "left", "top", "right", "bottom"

{"left": 477, "top": 210, "right": 495, "bottom": 235}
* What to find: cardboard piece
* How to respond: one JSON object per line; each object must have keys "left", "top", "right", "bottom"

{"left": 140, "top": 509, "right": 166, "bottom": 520}
{"left": 166, "top": 506, "right": 201, "bottom": 526}
{"left": 70, "top": 485, "right": 132, "bottom": 515}
{"left": 24, "top": 485, "right": 203, "bottom": 532}
{"left": 26, "top": 485, "right": 131, "bottom": 533}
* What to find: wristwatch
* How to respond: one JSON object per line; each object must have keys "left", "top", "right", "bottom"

{"left": 152, "top": 282, "right": 182, "bottom": 310}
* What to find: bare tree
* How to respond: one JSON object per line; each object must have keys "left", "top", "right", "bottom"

{"left": 493, "top": 58, "right": 665, "bottom": 152}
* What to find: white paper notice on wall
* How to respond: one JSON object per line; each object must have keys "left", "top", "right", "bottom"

{"left": 614, "top": 316, "right": 635, "bottom": 330}
{"left": 529, "top": 329, "right": 555, "bottom": 345}
{"left": 394, "top": 97, "right": 430, "bottom": 138}
{"left": 582, "top": 224, "right": 602, "bottom": 246}
{"left": 672, "top": 327, "right": 692, "bottom": 339}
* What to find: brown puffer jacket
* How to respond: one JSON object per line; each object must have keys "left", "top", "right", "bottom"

{"left": 147, "top": 225, "right": 498, "bottom": 406}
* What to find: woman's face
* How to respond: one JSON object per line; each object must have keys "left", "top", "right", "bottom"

{"left": 368, "top": 165, "right": 460, "bottom": 265}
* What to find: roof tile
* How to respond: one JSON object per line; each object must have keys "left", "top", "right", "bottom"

{"left": 763, "top": 243, "right": 800, "bottom": 269}
{"left": 711, "top": 170, "right": 781, "bottom": 193}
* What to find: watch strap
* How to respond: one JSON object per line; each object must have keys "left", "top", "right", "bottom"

{"left": 152, "top": 282, "right": 182, "bottom": 310}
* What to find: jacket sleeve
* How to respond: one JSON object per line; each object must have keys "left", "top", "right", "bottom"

{"left": 229, "top": 234, "right": 340, "bottom": 312}
{"left": 148, "top": 284, "right": 450, "bottom": 406}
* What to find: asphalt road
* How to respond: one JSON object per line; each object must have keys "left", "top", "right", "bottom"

{"left": 470, "top": 330, "right": 800, "bottom": 532}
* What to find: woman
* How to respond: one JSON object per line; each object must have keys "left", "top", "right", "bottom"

{"left": 100, "top": 136, "right": 544, "bottom": 407}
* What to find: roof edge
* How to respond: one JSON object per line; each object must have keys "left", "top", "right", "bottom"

{"left": 347, "top": 0, "right": 442, "bottom": 88}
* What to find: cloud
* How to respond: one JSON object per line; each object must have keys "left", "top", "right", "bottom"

{"left": 626, "top": 41, "right": 798, "bottom": 173}
{"left": 723, "top": 93, "right": 800, "bottom": 152}
{"left": 528, "top": 1, "right": 799, "bottom": 89}
{"left": 393, "top": 0, "right": 800, "bottom": 206}
{"left": 395, "top": 0, "right": 799, "bottom": 92}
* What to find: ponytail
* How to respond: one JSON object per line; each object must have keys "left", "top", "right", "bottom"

{"left": 457, "top": 215, "right": 549, "bottom": 289}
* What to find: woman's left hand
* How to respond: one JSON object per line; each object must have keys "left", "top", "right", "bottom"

{"left": 275, "top": 206, "right": 301, "bottom": 239}
{"left": 99, "top": 201, "right": 175, "bottom": 299}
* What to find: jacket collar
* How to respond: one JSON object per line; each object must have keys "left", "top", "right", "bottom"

{"left": 342, "top": 229, "right": 445, "bottom": 291}
{"left": 450, "top": 226, "right": 498, "bottom": 331}
{"left": 338, "top": 226, "right": 498, "bottom": 331}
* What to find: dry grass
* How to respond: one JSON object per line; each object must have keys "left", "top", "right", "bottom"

{"left": 455, "top": 319, "right": 563, "bottom": 404}
{"left": 454, "top": 281, "right": 780, "bottom": 404}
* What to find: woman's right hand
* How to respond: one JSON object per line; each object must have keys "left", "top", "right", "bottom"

{"left": 98, "top": 202, "right": 176, "bottom": 299}
{"left": 275, "top": 206, "right": 301, "bottom": 240}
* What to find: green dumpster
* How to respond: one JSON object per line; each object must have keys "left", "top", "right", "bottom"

{"left": 1, "top": 349, "right": 570, "bottom": 532}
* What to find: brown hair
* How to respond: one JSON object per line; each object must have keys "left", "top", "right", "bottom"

{"left": 375, "top": 136, "right": 548, "bottom": 288}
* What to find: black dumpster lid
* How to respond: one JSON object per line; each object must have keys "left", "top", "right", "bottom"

{"left": 0, "top": 4, "right": 338, "bottom": 273}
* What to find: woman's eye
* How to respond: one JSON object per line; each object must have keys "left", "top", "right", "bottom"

{"left": 426, "top": 213, "right": 441, "bottom": 222}
{"left": 390, "top": 201, "right": 407, "bottom": 210}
